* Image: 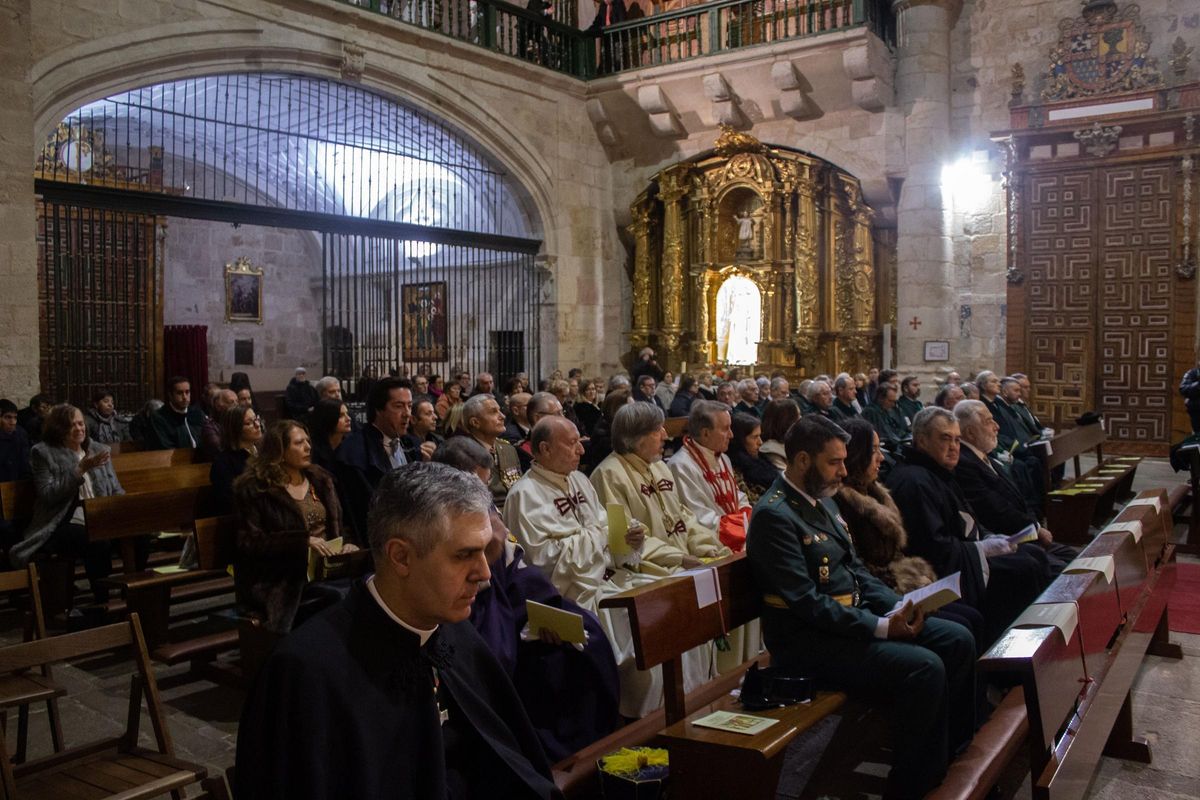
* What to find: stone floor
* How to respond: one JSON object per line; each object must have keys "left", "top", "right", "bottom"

{"left": 1, "top": 456, "right": 1196, "bottom": 798}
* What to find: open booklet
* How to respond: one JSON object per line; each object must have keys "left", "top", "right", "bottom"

{"left": 889, "top": 572, "right": 961, "bottom": 617}
{"left": 691, "top": 710, "right": 780, "bottom": 736}
{"left": 1008, "top": 524, "right": 1039, "bottom": 546}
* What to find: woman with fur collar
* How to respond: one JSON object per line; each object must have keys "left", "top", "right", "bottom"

{"left": 833, "top": 418, "right": 985, "bottom": 649}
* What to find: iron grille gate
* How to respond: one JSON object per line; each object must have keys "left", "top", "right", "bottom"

{"left": 322, "top": 234, "right": 540, "bottom": 389}
{"left": 34, "top": 73, "right": 544, "bottom": 404}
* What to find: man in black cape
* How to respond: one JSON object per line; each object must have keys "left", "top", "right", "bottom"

{"left": 235, "top": 463, "right": 563, "bottom": 800}
{"left": 886, "top": 407, "right": 1053, "bottom": 646}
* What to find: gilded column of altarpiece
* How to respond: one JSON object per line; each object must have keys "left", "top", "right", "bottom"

{"left": 626, "top": 127, "right": 884, "bottom": 377}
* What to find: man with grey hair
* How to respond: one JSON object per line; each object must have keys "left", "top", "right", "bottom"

{"left": 935, "top": 383, "right": 965, "bottom": 410}
{"left": 591, "top": 403, "right": 730, "bottom": 572}
{"left": 462, "top": 393, "right": 525, "bottom": 508}
{"left": 315, "top": 376, "right": 342, "bottom": 402}
{"left": 830, "top": 373, "right": 860, "bottom": 422}
{"left": 284, "top": 366, "right": 319, "bottom": 420}
{"left": 794, "top": 379, "right": 815, "bottom": 414}
{"left": 715, "top": 381, "right": 737, "bottom": 407}
{"left": 769, "top": 376, "right": 790, "bottom": 402}
{"left": 504, "top": 416, "right": 705, "bottom": 719}
{"left": 886, "top": 406, "right": 1052, "bottom": 645}
{"left": 804, "top": 379, "right": 834, "bottom": 419}
{"left": 733, "top": 378, "right": 761, "bottom": 419}
{"left": 235, "top": 463, "right": 562, "bottom": 800}
{"left": 668, "top": 400, "right": 748, "bottom": 534}
{"left": 199, "top": 388, "right": 238, "bottom": 460}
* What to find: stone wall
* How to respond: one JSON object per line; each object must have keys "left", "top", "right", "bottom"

{"left": 163, "top": 218, "right": 324, "bottom": 389}
{"left": 0, "top": 1, "right": 38, "bottom": 403}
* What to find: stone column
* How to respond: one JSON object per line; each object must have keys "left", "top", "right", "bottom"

{"left": 657, "top": 165, "right": 689, "bottom": 353}
{"left": 892, "top": 0, "right": 960, "bottom": 373}
{"left": 0, "top": 1, "right": 38, "bottom": 398}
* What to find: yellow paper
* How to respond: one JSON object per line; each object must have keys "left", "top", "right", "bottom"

{"left": 152, "top": 564, "right": 188, "bottom": 575}
{"left": 607, "top": 503, "right": 631, "bottom": 558}
{"left": 307, "top": 537, "right": 344, "bottom": 582}
{"left": 526, "top": 600, "right": 586, "bottom": 644}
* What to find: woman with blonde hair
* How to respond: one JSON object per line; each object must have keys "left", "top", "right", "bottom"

{"left": 232, "top": 420, "right": 354, "bottom": 633}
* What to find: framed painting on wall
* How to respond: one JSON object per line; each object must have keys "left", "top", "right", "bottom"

{"left": 225, "top": 257, "right": 263, "bottom": 324}
{"left": 402, "top": 282, "right": 448, "bottom": 361}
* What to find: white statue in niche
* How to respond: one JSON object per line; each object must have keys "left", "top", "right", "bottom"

{"left": 732, "top": 198, "right": 763, "bottom": 260}
{"left": 716, "top": 275, "right": 761, "bottom": 366}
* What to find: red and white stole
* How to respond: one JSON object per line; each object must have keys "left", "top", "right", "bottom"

{"left": 683, "top": 436, "right": 740, "bottom": 516}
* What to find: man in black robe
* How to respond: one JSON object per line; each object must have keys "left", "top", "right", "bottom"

{"left": 235, "top": 463, "right": 563, "bottom": 800}
{"left": 886, "top": 407, "right": 1053, "bottom": 646}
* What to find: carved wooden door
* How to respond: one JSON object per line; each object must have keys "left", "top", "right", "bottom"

{"left": 1019, "top": 160, "right": 1179, "bottom": 453}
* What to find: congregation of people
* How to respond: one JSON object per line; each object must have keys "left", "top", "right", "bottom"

{"left": 0, "top": 352, "right": 1085, "bottom": 799}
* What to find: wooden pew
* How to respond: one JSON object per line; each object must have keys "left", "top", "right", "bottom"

{"left": 117, "top": 461, "right": 210, "bottom": 495}
{"left": 1042, "top": 425, "right": 1140, "bottom": 545}
{"left": 110, "top": 447, "right": 202, "bottom": 477}
{"left": 598, "top": 553, "right": 845, "bottom": 799}
{"left": 663, "top": 416, "right": 688, "bottom": 439}
{"left": 977, "top": 488, "right": 1181, "bottom": 800}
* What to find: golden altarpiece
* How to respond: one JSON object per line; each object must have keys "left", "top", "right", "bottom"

{"left": 626, "top": 128, "right": 893, "bottom": 377}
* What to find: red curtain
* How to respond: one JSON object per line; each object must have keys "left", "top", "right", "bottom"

{"left": 163, "top": 325, "right": 209, "bottom": 392}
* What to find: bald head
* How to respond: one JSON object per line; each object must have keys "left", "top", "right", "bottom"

{"left": 530, "top": 415, "right": 583, "bottom": 475}
{"left": 213, "top": 389, "right": 238, "bottom": 415}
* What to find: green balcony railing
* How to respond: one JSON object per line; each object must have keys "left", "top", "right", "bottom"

{"left": 340, "top": 0, "right": 895, "bottom": 80}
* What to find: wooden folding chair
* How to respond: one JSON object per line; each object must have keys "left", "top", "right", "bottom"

{"left": 0, "top": 564, "right": 64, "bottom": 764}
{"left": 0, "top": 613, "right": 227, "bottom": 799}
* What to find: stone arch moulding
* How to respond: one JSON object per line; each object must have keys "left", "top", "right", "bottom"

{"left": 29, "top": 20, "right": 558, "bottom": 254}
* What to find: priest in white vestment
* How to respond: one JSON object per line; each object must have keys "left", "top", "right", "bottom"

{"left": 590, "top": 403, "right": 731, "bottom": 572}
{"left": 667, "top": 400, "right": 762, "bottom": 668}
{"left": 504, "top": 416, "right": 716, "bottom": 718}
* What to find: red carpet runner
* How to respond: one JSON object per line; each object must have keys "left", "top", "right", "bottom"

{"left": 1168, "top": 563, "right": 1200, "bottom": 635}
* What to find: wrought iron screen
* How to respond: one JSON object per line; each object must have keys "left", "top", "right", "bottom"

{"left": 36, "top": 201, "right": 163, "bottom": 408}
{"left": 36, "top": 74, "right": 544, "bottom": 395}
{"left": 323, "top": 234, "right": 540, "bottom": 387}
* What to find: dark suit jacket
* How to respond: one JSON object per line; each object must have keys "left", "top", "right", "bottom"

{"left": 336, "top": 426, "right": 422, "bottom": 538}
{"left": 953, "top": 445, "right": 1037, "bottom": 538}
{"left": 587, "top": 0, "right": 627, "bottom": 33}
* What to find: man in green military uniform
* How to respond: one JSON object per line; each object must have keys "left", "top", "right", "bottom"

{"left": 746, "top": 416, "right": 976, "bottom": 799}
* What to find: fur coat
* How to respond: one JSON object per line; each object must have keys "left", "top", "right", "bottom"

{"left": 833, "top": 480, "right": 937, "bottom": 593}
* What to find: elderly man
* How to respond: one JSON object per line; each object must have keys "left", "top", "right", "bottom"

{"left": 935, "top": 384, "right": 965, "bottom": 410}
{"left": 897, "top": 376, "right": 923, "bottom": 422}
{"left": 315, "top": 376, "right": 342, "bottom": 402}
{"left": 715, "top": 381, "right": 737, "bottom": 407}
{"left": 732, "top": 378, "right": 761, "bottom": 419}
{"left": 861, "top": 377, "right": 909, "bottom": 450}
{"left": 634, "top": 375, "right": 664, "bottom": 411}
{"left": 804, "top": 379, "right": 834, "bottom": 419}
{"left": 768, "top": 376, "right": 790, "bottom": 402}
{"left": 505, "top": 417, "right": 716, "bottom": 718}
{"left": 747, "top": 416, "right": 976, "bottom": 799}
{"left": 472, "top": 372, "right": 496, "bottom": 399}
{"left": 235, "top": 464, "right": 562, "bottom": 800}
{"left": 830, "top": 373, "right": 860, "bottom": 422}
{"left": 952, "top": 402, "right": 1075, "bottom": 568}
{"left": 412, "top": 374, "right": 430, "bottom": 405}
{"left": 462, "top": 393, "right": 525, "bottom": 508}
{"left": 591, "top": 403, "right": 730, "bottom": 572}
{"left": 886, "top": 407, "right": 1052, "bottom": 645}
{"left": 667, "top": 400, "right": 748, "bottom": 536}
{"left": 199, "top": 388, "right": 238, "bottom": 460}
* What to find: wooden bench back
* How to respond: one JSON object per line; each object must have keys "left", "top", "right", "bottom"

{"left": 84, "top": 486, "right": 212, "bottom": 542}
{"left": 1045, "top": 424, "right": 1106, "bottom": 472}
{"left": 0, "top": 481, "right": 35, "bottom": 524}
{"left": 118, "top": 462, "right": 211, "bottom": 495}
{"left": 1079, "top": 530, "right": 1147, "bottom": 625}
{"left": 664, "top": 416, "right": 688, "bottom": 439}
{"left": 601, "top": 552, "right": 757, "bottom": 671}
{"left": 1040, "top": 570, "right": 1120, "bottom": 680}
{"left": 111, "top": 447, "right": 201, "bottom": 477}
{"left": 194, "top": 516, "right": 238, "bottom": 572}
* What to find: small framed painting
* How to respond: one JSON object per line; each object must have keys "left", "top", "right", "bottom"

{"left": 402, "top": 282, "right": 448, "bottom": 361}
{"left": 923, "top": 340, "right": 950, "bottom": 362}
{"left": 225, "top": 257, "right": 263, "bottom": 324}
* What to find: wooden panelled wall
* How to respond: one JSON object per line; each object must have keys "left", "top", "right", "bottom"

{"left": 1002, "top": 96, "right": 1198, "bottom": 456}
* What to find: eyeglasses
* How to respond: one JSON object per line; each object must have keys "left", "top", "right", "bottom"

{"left": 244, "top": 416, "right": 263, "bottom": 428}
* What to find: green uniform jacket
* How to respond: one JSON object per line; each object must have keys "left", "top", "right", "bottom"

{"left": 746, "top": 476, "right": 899, "bottom": 649}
